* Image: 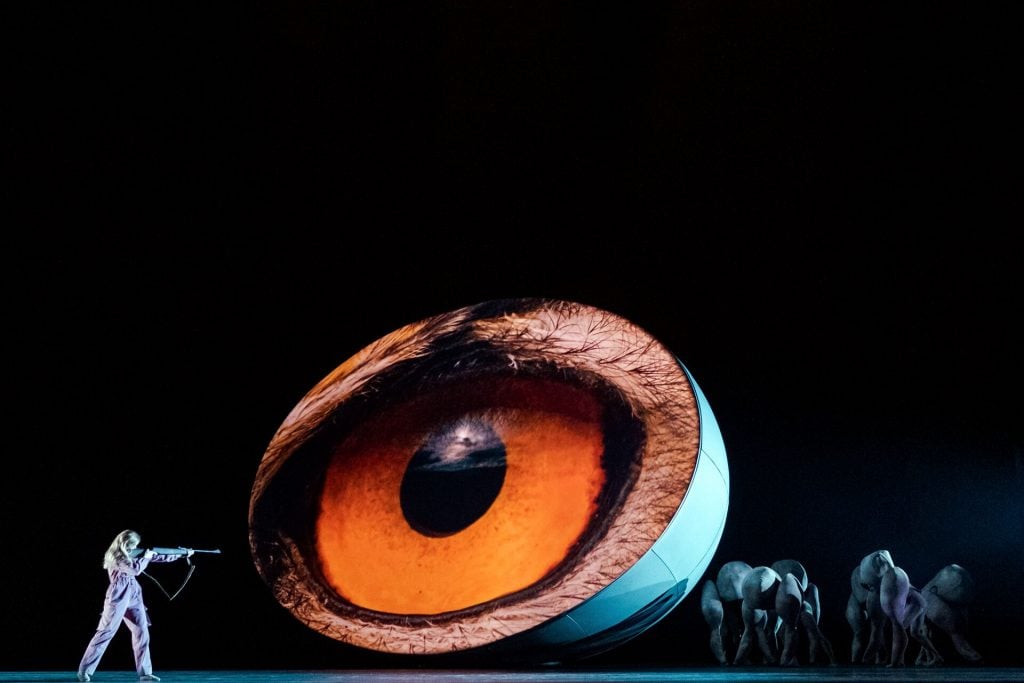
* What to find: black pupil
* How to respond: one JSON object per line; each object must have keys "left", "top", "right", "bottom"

{"left": 400, "top": 418, "right": 507, "bottom": 537}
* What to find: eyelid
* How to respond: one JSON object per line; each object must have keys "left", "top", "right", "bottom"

{"left": 471, "top": 309, "right": 690, "bottom": 410}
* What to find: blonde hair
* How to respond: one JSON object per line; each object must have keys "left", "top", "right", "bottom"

{"left": 103, "top": 529, "right": 141, "bottom": 570}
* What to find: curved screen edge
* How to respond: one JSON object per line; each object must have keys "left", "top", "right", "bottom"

{"left": 473, "top": 362, "right": 729, "bottom": 663}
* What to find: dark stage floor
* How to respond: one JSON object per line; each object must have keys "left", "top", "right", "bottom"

{"left": 3, "top": 669, "right": 1023, "bottom": 683}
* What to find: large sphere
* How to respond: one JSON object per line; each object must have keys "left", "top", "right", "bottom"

{"left": 249, "top": 298, "right": 729, "bottom": 662}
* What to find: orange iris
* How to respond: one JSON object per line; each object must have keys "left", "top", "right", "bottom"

{"left": 315, "top": 377, "right": 605, "bottom": 615}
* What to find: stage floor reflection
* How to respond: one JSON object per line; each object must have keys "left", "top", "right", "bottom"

{"left": 3, "top": 669, "right": 1024, "bottom": 683}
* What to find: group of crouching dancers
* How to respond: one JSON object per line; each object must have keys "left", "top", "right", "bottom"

{"left": 700, "top": 550, "right": 983, "bottom": 667}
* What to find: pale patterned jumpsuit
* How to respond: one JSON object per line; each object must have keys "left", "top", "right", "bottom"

{"left": 77, "top": 551, "right": 184, "bottom": 679}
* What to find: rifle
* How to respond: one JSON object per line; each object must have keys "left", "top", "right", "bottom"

{"left": 130, "top": 546, "right": 222, "bottom": 557}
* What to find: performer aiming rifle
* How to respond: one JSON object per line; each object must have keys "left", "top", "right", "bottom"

{"left": 76, "top": 530, "right": 221, "bottom": 682}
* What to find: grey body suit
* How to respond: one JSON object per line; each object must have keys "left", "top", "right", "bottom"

{"left": 78, "top": 551, "right": 184, "bottom": 679}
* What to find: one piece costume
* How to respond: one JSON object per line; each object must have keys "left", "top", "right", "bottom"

{"left": 78, "top": 551, "right": 184, "bottom": 679}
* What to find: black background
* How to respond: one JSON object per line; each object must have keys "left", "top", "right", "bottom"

{"left": 5, "top": 0, "right": 1022, "bottom": 672}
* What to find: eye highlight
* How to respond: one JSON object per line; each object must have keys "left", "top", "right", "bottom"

{"left": 249, "top": 298, "right": 726, "bottom": 658}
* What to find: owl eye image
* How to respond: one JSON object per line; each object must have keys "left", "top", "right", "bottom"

{"left": 248, "top": 298, "right": 729, "bottom": 662}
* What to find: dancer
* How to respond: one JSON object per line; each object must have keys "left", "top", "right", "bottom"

{"left": 76, "top": 529, "right": 192, "bottom": 682}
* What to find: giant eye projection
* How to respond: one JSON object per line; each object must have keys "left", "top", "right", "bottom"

{"left": 248, "top": 298, "right": 729, "bottom": 662}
